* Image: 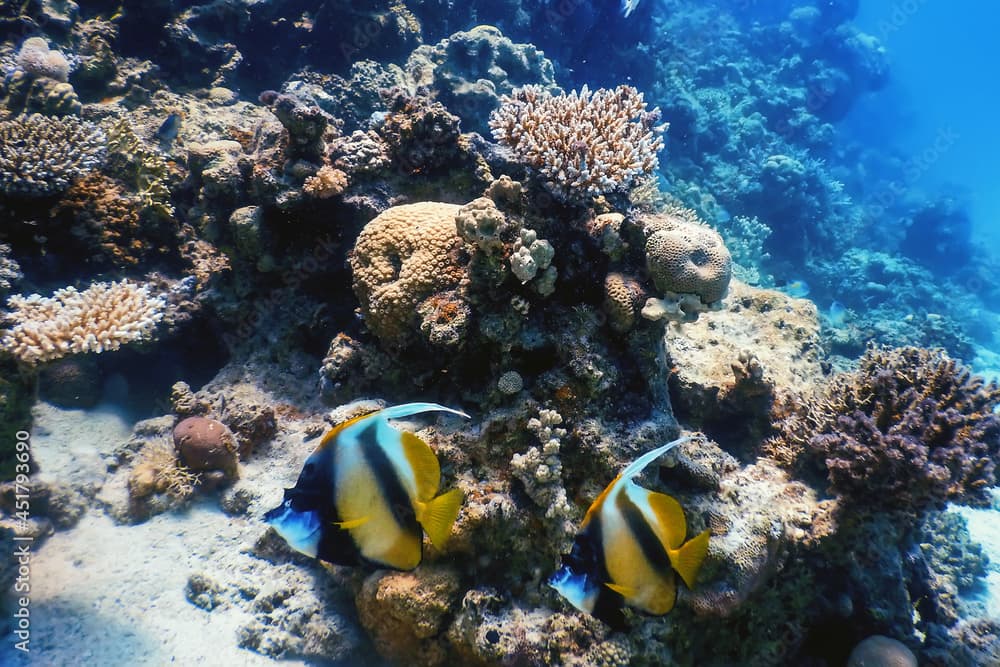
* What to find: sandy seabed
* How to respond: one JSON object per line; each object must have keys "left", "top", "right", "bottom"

{"left": 0, "top": 402, "right": 315, "bottom": 667}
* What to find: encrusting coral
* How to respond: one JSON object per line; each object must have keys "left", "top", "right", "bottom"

{"left": 489, "top": 85, "right": 667, "bottom": 203}
{"left": 1, "top": 279, "right": 166, "bottom": 365}
{"left": 0, "top": 114, "right": 106, "bottom": 196}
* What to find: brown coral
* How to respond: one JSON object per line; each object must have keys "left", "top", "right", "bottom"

{"left": 349, "top": 202, "right": 470, "bottom": 346}
{"left": 173, "top": 416, "right": 239, "bottom": 479}
{"left": 356, "top": 566, "right": 461, "bottom": 665}
{"left": 602, "top": 272, "right": 646, "bottom": 333}
{"left": 643, "top": 215, "right": 732, "bottom": 304}
{"left": 303, "top": 165, "right": 348, "bottom": 199}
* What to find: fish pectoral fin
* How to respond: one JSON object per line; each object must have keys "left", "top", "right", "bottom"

{"left": 670, "top": 529, "right": 711, "bottom": 589}
{"left": 333, "top": 516, "right": 371, "bottom": 530}
{"left": 400, "top": 431, "right": 441, "bottom": 501}
{"left": 415, "top": 488, "right": 463, "bottom": 549}
{"left": 645, "top": 490, "right": 687, "bottom": 549}
{"left": 605, "top": 582, "right": 637, "bottom": 599}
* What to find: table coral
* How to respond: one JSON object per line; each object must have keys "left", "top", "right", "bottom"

{"left": 1, "top": 279, "right": 165, "bottom": 365}
{"left": 489, "top": 84, "right": 667, "bottom": 203}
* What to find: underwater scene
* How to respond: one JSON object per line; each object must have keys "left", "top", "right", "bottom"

{"left": 1, "top": 0, "right": 1000, "bottom": 665}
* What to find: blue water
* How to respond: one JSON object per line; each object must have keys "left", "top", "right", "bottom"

{"left": 852, "top": 2, "right": 1000, "bottom": 246}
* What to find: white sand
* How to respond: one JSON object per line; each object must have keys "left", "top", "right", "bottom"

{"left": 0, "top": 402, "right": 316, "bottom": 667}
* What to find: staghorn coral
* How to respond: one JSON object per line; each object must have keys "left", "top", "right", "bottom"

{"left": 1, "top": 279, "right": 165, "bottom": 365}
{"left": 794, "top": 346, "right": 1000, "bottom": 512}
{"left": 349, "top": 202, "right": 470, "bottom": 347}
{"left": 489, "top": 85, "right": 667, "bottom": 202}
{"left": 0, "top": 114, "right": 105, "bottom": 196}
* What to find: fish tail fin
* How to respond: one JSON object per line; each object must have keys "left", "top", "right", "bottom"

{"left": 670, "top": 529, "right": 711, "bottom": 589}
{"left": 620, "top": 435, "right": 695, "bottom": 483}
{"left": 416, "top": 488, "right": 463, "bottom": 549}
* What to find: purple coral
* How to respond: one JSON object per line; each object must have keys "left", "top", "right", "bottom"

{"left": 807, "top": 346, "right": 1000, "bottom": 511}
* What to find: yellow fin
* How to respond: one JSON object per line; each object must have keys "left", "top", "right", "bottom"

{"left": 333, "top": 516, "right": 370, "bottom": 530}
{"left": 645, "top": 491, "right": 687, "bottom": 550}
{"left": 643, "top": 574, "right": 678, "bottom": 615}
{"left": 670, "top": 529, "right": 711, "bottom": 589}
{"left": 605, "top": 582, "right": 638, "bottom": 599}
{"left": 400, "top": 431, "right": 441, "bottom": 501}
{"left": 416, "top": 488, "right": 463, "bottom": 549}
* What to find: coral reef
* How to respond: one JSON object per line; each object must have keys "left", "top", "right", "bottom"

{"left": 490, "top": 85, "right": 667, "bottom": 203}
{"left": 1, "top": 279, "right": 165, "bottom": 366}
{"left": 405, "top": 25, "right": 560, "bottom": 136}
{"left": 0, "top": 114, "right": 105, "bottom": 196}
{"left": 790, "top": 346, "right": 1000, "bottom": 512}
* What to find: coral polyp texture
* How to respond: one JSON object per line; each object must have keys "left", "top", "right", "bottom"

{"left": 794, "top": 346, "right": 1000, "bottom": 512}
{"left": 349, "top": 202, "right": 469, "bottom": 346}
{"left": 0, "top": 280, "right": 165, "bottom": 365}
{"left": 489, "top": 85, "right": 667, "bottom": 202}
{"left": 0, "top": 114, "right": 106, "bottom": 196}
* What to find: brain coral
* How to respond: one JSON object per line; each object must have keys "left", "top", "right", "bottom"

{"left": 642, "top": 212, "right": 732, "bottom": 304}
{"left": 1, "top": 280, "right": 165, "bottom": 365}
{"left": 0, "top": 114, "right": 106, "bottom": 196}
{"left": 349, "top": 202, "right": 469, "bottom": 346}
{"left": 803, "top": 346, "right": 1000, "bottom": 512}
{"left": 489, "top": 85, "right": 667, "bottom": 202}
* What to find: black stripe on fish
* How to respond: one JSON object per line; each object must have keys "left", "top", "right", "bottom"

{"left": 617, "top": 489, "right": 675, "bottom": 582}
{"left": 588, "top": 514, "right": 628, "bottom": 630}
{"left": 358, "top": 422, "right": 421, "bottom": 540}
{"left": 286, "top": 447, "right": 362, "bottom": 566}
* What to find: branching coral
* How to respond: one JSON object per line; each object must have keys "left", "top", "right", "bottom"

{"left": 1, "top": 280, "right": 166, "bottom": 365}
{"left": 489, "top": 85, "right": 667, "bottom": 202}
{"left": 791, "top": 346, "right": 1000, "bottom": 511}
{"left": 0, "top": 114, "right": 106, "bottom": 196}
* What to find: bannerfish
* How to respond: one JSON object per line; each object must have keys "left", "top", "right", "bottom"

{"left": 265, "top": 402, "right": 469, "bottom": 570}
{"left": 781, "top": 279, "right": 811, "bottom": 298}
{"left": 828, "top": 300, "right": 847, "bottom": 327}
{"left": 621, "top": 0, "right": 642, "bottom": 17}
{"left": 549, "top": 436, "right": 710, "bottom": 629}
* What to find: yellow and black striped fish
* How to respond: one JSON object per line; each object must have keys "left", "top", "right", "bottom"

{"left": 549, "top": 436, "right": 710, "bottom": 628}
{"left": 265, "top": 403, "right": 468, "bottom": 570}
